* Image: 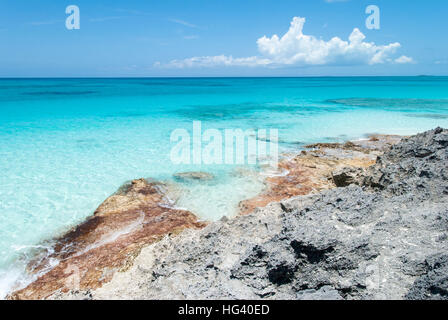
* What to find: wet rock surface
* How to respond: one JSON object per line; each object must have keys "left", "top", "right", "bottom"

{"left": 9, "top": 179, "right": 206, "bottom": 300}
{"left": 57, "top": 128, "right": 447, "bottom": 300}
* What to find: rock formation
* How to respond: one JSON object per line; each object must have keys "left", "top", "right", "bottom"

{"left": 9, "top": 179, "right": 206, "bottom": 300}
{"left": 50, "top": 128, "right": 447, "bottom": 300}
{"left": 12, "top": 128, "right": 448, "bottom": 300}
{"left": 239, "top": 133, "right": 400, "bottom": 214}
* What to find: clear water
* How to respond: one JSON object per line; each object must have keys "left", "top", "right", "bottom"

{"left": 1, "top": 77, "right": 448, "bottom": 297}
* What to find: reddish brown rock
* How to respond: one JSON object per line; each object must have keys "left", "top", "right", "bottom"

{"left": 9, "top": 179, "right": 206, "bottom": 300}
{"left": 239, "top": 136, "right": 401, "bottom": 215}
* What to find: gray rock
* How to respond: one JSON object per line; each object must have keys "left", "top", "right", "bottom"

{"left": 68, "top": 128, "right": 448, "bottom": 300}
{"left": 361, "top": 127, "right": 448, "bottom": 199}
{"left": 332, "top": 167, "right": 364, "bottom": 187}
{"left": 406, "top": 254, "right": 448, "bottom": 300}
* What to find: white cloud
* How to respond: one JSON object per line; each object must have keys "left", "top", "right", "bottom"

{"left": 154, "top": 55, "right": 271, "bottom": 68}
{"left": 394, "top": 55, "right": 414, "bottom": 64}
{"left": 156, "top": 17, "right": 411, "bottom": 69}
{"left": 256, "top": 17, "right": 402, "bottom": 66}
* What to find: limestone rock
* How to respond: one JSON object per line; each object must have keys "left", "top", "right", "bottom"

{"left": 80, "top": 128, "right": 447, "bottom": 300}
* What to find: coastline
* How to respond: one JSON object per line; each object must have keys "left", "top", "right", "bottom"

{"left": 2, "top": 77, "right": 448, "bottom": 300}
{"left": 70, "top": 127, "right": 448, "bottom": 300}
{"left": 7, "top": 131, "right": 405, "bottom": 299}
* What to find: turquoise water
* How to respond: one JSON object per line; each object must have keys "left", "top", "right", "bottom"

{"left": 1, "top": 77, "right": 448, "bottom": 296}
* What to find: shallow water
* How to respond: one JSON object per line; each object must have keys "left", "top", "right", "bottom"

{"left": 1, "top": 77, "right": 448, "bottom": 297}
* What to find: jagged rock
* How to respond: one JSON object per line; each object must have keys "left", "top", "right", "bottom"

{"left": 64, "top": 128, "right": 446, "bottom": 300}
{"left": 406, "top": 254, "right": 448, "bottom": 300}
{"left": 360, "top": 127, "right": 448, "bottom": 198}
{"left": 19, "top": 128, "right": 448, "bottom": 300}
{"left": 332, "top": 167, "right": 364, "bottom": 187}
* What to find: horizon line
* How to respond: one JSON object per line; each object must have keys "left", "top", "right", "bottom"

{"left": 0, "top": 75, "right": 446, "bottom": 80}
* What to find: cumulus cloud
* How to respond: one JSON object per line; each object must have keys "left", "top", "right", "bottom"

{"left": 156, "top": 17, "right": 412, "bottom": 68}
{"left": 394, "top": 55, "right": 414, "bottom": 64}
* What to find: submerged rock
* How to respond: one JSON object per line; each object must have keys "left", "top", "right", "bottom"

{"left": 173, "top": 171, "right": 215, "bottom": 182}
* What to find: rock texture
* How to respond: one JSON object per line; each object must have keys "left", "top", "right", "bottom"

{"left": 239, "top": 134, "right": 400, "bottom": 215}
{"left": 9, "top": 179, "right": 206, "bottom": 300}
{"left": 56, "top": 128, "right": 447, "bottom": 300}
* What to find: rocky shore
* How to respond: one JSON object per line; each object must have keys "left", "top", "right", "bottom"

{"left": 9, "top": 128, "right": 448, "bottom": 300}
{"left": 9, "top": 179, "right": 206, "bottom": 299}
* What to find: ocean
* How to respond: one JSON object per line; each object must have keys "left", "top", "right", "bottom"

{"left": 1, "top": 76, "right": 448, "bottom": 297}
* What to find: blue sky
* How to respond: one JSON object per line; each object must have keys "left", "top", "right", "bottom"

{"left": 0, "top": 0, "right": 447, "bottom": 77}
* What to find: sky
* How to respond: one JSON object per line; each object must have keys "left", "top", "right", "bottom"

{"left": 0, "top": 0, "right": 447, "bottom": 77}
